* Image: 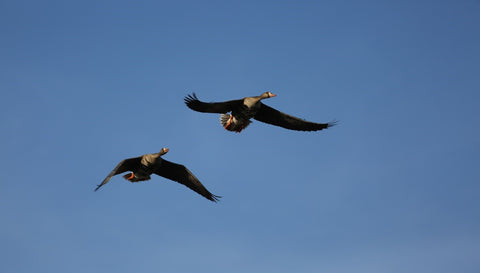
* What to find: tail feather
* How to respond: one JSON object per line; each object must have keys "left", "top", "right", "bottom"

{"left": 220, "top": 114, "right": 232, "bottom": 128}
{"left": 220, "top": 114, "right": 251, "bottom": 132}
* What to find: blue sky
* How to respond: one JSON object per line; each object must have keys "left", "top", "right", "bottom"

{"left": 1, "top": 0, "right": 479, "bottom": 272}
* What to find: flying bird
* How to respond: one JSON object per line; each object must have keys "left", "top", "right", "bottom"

{"left": 184, "top": 92, "right": 336, "bottom": 133}
{"left": 95, "top": 148, "right": 220, "bottom": 202}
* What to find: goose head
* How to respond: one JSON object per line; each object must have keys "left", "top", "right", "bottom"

{"left": 160, "top": 147, "right": 169, "bottom": 155}
{"left": 261, "top": 91, "right": 276, "bottom": 99}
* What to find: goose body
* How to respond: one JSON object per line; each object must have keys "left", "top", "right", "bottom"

{"left": 184, "top": 92, "right": 336, "bottom": 132}
{"left": 95, "top": 148, "right": 220, "bottom": 202}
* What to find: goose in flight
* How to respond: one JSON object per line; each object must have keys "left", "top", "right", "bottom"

{"left": 95, "top": 148, "right": 220, "bottom": 202}
{"left": 184, "top": 92, "right": 336, "bottom": 133}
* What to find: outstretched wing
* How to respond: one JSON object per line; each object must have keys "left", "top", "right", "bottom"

{"left": 184, "top": 93, "right": 242, "bottom": 114}
{"left": 95, "top": 157, "right": 141, "bottom": 191}
{"left": 254, "top": 103, "right": 337, "bottom": 131}
{"left": 154, "top": 159, "right": 220, "bottom": 202}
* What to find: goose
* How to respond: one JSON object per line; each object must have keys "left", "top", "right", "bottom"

{"left": 184, "top": 92, "right": 336, "bottom": 133}
{"left": 95, "top": 148, "right": 220, "bottom": 202}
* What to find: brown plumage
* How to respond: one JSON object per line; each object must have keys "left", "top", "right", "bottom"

{"left": 95, "top": 148, "right": 220, "bottom": 202}
{"left": 184, "top": 92, "right": 336, "bottom": 132}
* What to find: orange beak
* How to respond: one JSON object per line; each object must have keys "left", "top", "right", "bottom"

{"left": 123, "top": 172, "right": 135, "bottom": 180}
{"left": 270, "top": 93, "right": 276, "bottom": 97}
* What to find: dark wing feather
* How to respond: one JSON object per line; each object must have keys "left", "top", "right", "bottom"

{"left": 184, "top": 93, "right": 242, "bottom": 114}
{"left": 95, "top": 157, "right": 141, "bottom": 191}
{"left": 154, "top": 159, "right": 220, "bottom": 202}
{"left": 254, "top": 103, "right": 337, "bottom": 131}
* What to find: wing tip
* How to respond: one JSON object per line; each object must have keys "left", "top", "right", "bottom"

{"left": 184, "top": 92, "right": 199, "bottom": 105}
{"left": 327, "top": 119, "right": 338, "bottom": 128}
{"left": 301, "top": 119, "right": 338, "bottom": 132}
{"left": 210, "top": 194, "right": 222, "bottom": 202}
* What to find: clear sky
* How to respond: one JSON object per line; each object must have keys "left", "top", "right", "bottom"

{"left": 1, "top": 1, "right": 479, "bottom": 272}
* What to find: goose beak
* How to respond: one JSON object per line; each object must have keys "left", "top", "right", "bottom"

{"left": 269, "top": 93, "right": 276, "bottom": 97}
{"left": 123, "top": 172, "right": 135, "bottom": 180}
{"left": 161, "top": 148, "right": 169, "bottom": 154}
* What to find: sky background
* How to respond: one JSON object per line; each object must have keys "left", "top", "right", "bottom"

{"left": 1, "top": 0, "right": 479, "bottom": 272}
